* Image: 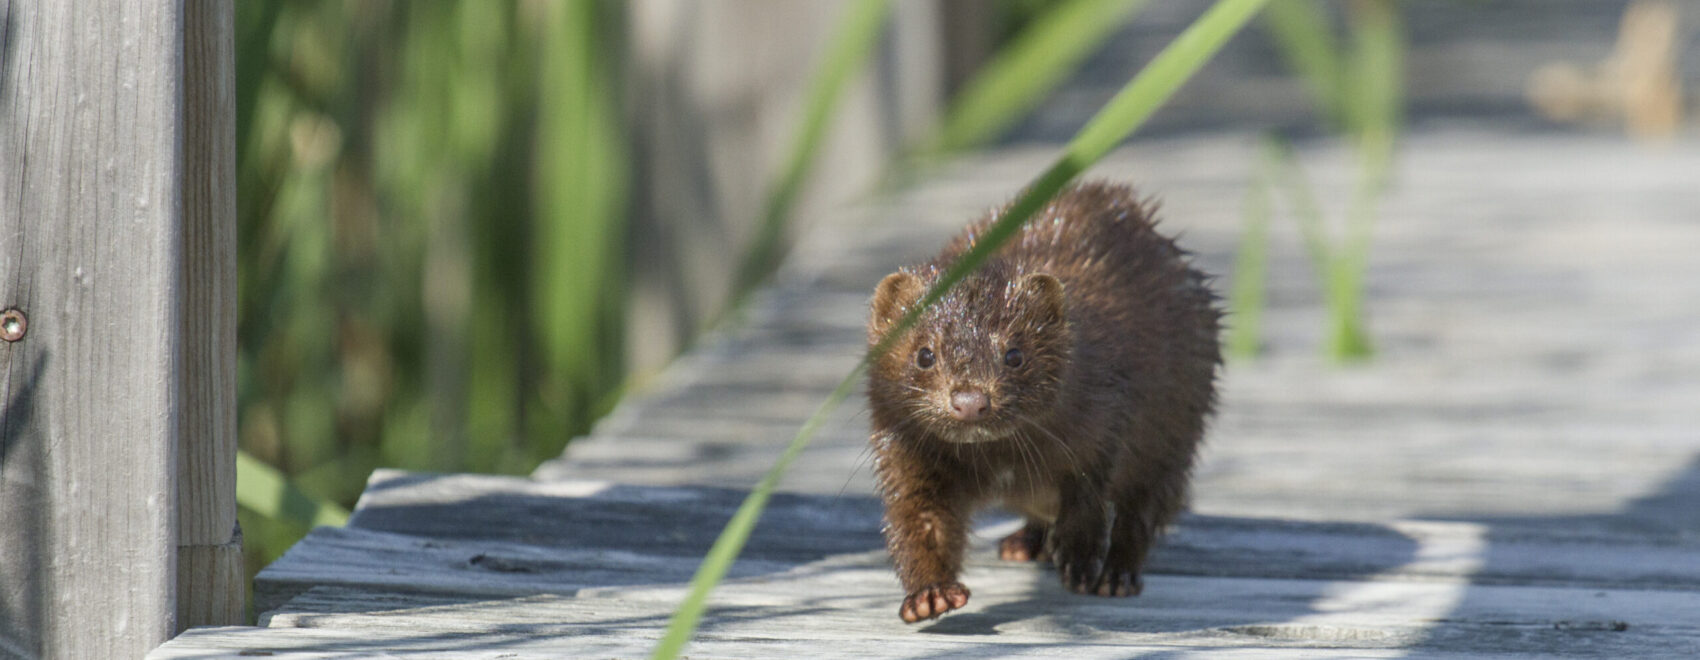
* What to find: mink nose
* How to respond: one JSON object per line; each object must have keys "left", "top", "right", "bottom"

{"left": 950, "top": 390, "right": 990, "bottom": 422}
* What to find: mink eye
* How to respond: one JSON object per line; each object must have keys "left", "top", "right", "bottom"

{"left": 1004, "top": 347, "right": 1024, "bottom": 368}
{"left": 916, "top": 347, "right": 936, "bottom": 369}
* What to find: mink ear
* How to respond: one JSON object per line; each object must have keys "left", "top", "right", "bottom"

{"left": 1017, "top": 273, "right": 1065, "bottom": 325}
{"left": 870, "top": 271, "right": 923, "bottom": 339}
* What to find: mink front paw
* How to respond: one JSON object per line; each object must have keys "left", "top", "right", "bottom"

{"left": 899, "top": 581, "right": 970, "bottom": 623}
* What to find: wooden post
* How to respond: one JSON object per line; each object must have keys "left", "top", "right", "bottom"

{"left": 0, "top": 0, "right": 240, "bottom": 657}
{"left": 177, "top": 0, "right": 243, "bottom": 634}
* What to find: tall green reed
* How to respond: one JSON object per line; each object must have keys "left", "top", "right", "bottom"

{"left": 233, "top": 0, "right": 627, "bottom": 589}
{"left": 739, "top": 0, "right": 1151, "bottom": 317}
{"left": 651, "top": 3, "right": 1270, "bottom": 657}
{"left": 924, "top": 0, "right": 1150, "bottom": 155}
{"left": 1226, "top": 137, "right": 1277, "bottom": 361}
{"left": 1230, "top": 0, "right": 1402, "bottom": 363}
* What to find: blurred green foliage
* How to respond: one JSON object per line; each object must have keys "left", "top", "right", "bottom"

{"left": 234, "top": 0, "right": 626, "bottom": 580}
{"left": 1229, "top": 0, "right": 1404, "bottom": 363}
{"left": 735, "top": 0, "right": 895, "bottom": 302}
{"left": 925, "top": 0, "right": 1149, "bottom": 155}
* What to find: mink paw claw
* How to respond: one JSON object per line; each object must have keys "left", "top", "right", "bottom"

{"left": 899, "top": 581, "right": 970, "bottom": 623}
{"left": 1094, "top": 570, "right": 1143, "bottom": 597}
{"left": 1060, "top": 563, "right": 1142, "bottom": 597}
{"left": 1057, "top": 556, "right": 1105, "bottom": 594}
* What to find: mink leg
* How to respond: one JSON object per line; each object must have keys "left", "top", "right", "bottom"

{"left": 888, "top": 496, "right": 972, "bottom": 623}
{"left": 1096, "top": 466, "right": 1189, "bottom": 597}
{"left": 1048, "top": 479, "right": 1111, "bottom": 595}
{"left": 877, "top": 452, "right": 974, "bottom": 622}
{"left": 998, "top": 520, "right": 1050, "bottom": 562}
{"left": 1096, "top": 501, "right": 1150, "bottom": 598}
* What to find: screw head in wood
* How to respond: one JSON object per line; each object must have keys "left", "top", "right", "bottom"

{"left": 1, "top": 308, "right": 25, "bottom": 342}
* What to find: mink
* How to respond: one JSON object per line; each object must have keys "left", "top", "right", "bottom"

{"left": 865, "top": 181, "right": 1221, "bottom": 623}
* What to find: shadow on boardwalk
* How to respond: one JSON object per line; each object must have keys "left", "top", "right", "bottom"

{"left": 1414, "top": 453, "right": 1700, "bottom": 657}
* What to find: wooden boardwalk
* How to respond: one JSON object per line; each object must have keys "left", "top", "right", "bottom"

{"left": 153, "top": 129, "right": 1700, "bottom": 658}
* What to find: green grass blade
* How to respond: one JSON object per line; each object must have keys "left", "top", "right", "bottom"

{"left": 1261, "top": 0, "right": 1346, "bottom": 128}
{"left": 647, "top": 364, "right": 865, "bottom": 660}
{"left": 928, "top": 0, "right": 1150, "bottom": 154}
{"left": 1065, "top": 0, "right": 1269, "bottom": 163}
{"left": 1267, "top": 136, "right": 1334, "bottom": 279}
{"left": 1272, "top": 135, "right": 1381, "bottom": 363}
{"left": 735, "top": 0, "right": 893, "bottom": 297}
{"left": 534, "top": 0, "right": 629, "bottom": 460}
{"left": 236, "top": 450, "right": 350, "bottom": 529}
{"left": 1346, "top": 0, "right": 1402, "bottom": 180}
{"left": 1328, "top": 0, "right": 1400, "bottom": 362}
{"left": 1324, "top": 256, "right": 1373, "bottom": 361}
{"left": 1227, "top": 136, "right": 1278, "bottom": 361}
{"left": 651, "top": 2, "right": 1268, "bottom": 657}
{"left": 1344, "top": 0, "right": 1401, "bottom": 255}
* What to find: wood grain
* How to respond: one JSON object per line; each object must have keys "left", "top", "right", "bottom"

{"left": 1, "top": 0, "right": 238, "bottom": 655}
{"left": 177, "top": 0, "right": 242, "bottom": 631}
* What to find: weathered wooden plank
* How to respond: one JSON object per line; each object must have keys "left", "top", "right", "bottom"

{"left": 252, "top": 472, "right": 884, "bottom": 615}
{"left": 202, "top": 575, "right": 1700, "bottom": 659}
{"left": 153, "top": 597, "right": 1696, "bottom": 660}
{"left": 270, "top": 473, "right": 1700, "bottom": 592}
{"left": 153, "top": 624, "right": 1422, "bottom": 659}
{"left": 153, "top": 473, "right": 1700, "bottom": 658}
{"left": 220, "top": 473, "right": 1700, "bottom": 657}
{"left": 0, "top": 0, "right": 238, "bottom": 655}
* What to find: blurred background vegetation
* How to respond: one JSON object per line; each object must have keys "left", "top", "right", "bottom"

{"left": 235, "top": 0, "right": 629, "bottom": 578}
{"left": 234, "top": 0, "right": 1686, "bottom": 609}
{"left": 233, "top": 0, "right": 956, "bottom": 595}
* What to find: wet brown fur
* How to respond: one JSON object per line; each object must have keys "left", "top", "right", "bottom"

{"left": 866, "top": 181, "right": 1221, "bottom": 623}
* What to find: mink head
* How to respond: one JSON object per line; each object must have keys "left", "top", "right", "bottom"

{"left": 867, "top": 262, "right": 1072, "bottom": 444}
